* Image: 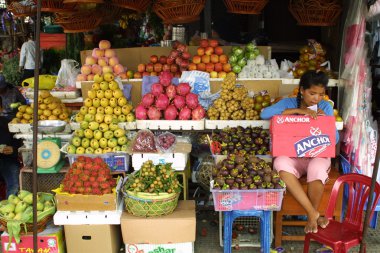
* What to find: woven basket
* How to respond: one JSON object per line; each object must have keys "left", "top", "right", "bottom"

{"left": 196, "top": 156, "right": 214, "bottom": 191}
{"left": 223, "top": 0, "right": 268, "bottom": 14}
{"left": 55, "top": 10, "right": 102, "bottom": 33}
{"left": 63, "top": 0, "right": 104, "bottom": 4}
{"left": 153, "top": 0, "right": 206, "bottom": 24}
{"left": 111, "top": 0, "right": 150, "bottom": 12}
{"left": 8, "top": 2, "right": 36, "bottom": 17}
{"left": 38, "top": 0, "right": 73, "bottom": 13}
{"left": 98, "top": 3, "right": 123, "bottom": 24}
{"left": 289, "top": 0, "right": 342, "bottom": 26}
{"left": 124, "top": 191, "right": 180, "bottom": 217}
{"left": 0, "top": 214, "right": 53, "bottom": 234}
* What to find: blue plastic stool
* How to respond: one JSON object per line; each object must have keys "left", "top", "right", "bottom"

{"left": 223, "top": 210, "right": 272, "bottom": 253}
{"left": 340, "top": 154, "right": 380, "bottom": 228}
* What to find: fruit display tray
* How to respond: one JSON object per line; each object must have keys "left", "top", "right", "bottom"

{"left": 69, "top": 121, "right": 137, "bottom": 130}
{"left": 136, "top": 119, "right": 204, "bottom": 130}
{"left": 205, "top": 120, "right": 270, "bottom": 130}
{"left": 8, "top": 123, "right": 72, "bottom": 133}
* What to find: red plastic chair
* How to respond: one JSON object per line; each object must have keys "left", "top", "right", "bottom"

{"left": 303, "top": 173, "right": 380, "bottom": 253}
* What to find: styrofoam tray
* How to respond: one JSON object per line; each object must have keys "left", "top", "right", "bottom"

{"left": 205, "top": 120, "right": 270, "bottom": 130}
{"left": 8, "top": 123, "right": 72, "bottom": 134}
{"left": 25, "top": 90, "right": 80, "bottom": 99}
{"left": 136, "top": 120, "right": 204, "bottom": 130}
{"left": 132, "top": 152, "right": 189, "bottom": 171}
{"left": 70, "top": 121, "right": 136, "bottom": 130}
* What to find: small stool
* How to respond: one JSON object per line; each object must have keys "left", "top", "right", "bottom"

{"left": 223, "top": 210, "right": 272, "bottom": 253}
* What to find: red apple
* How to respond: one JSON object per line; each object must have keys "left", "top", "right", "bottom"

{"left": 218, "top": 71, "right": 227, "bottom": 78}
{"left": 223, "top": 63, "right": 231, "bottom": 72}
{"left": 210, "top": 54, "right": 219, "bottom": 64}
{"left": 209, "top": 39, "right": 218, "bottom": 47}
{"left": 197, "top": 63, "right": 206, "bottom": 71}
{"left": 205, "top": 63, "right": 214, "bottom": 73}
{"left": 214, "top": 46, "right": 223, "bottom": 55}
{"left": 177, "top": 43, "right": 187, "bottom": 53}
{"left": 200, "top": 39, "right": 209, "bottom": 48}
{"left": 142, "top": 71, "right": 150, "bottom": 77}
{"left": 175, "top": 57, "right": 183, "bottom": 66}
{"left": 188, "top": 63, "right": 197, "bottom": 71}
{"left": 192, "top": 55, "right": 201, "bottom": 64}
{"left": 197, "top": 47, "right": 205, "bottom": 56}
{"left": 182, "top": 51, "right": 191, "bottom": 60}
{"left": 180, "top": 59, "right": 189, "bottom": 68}
{"left": 170, "top": 64, "right": 179, "bottom": 73}
{"left": 163, "top": 64, "right": 170, "bottom": 72}
{"left": 214, "top": 62, "right": 223, "bottom": 72}
{"left": 219, "top": 54, "right": 228, "bottom": 64}
{"left": 172, "top": 41, "right": 180, "bottom": 49}
{"left": 169, "top": 50, "right": 179, "bottom": 59}
{"left": 137, "top": 63, "right": 146, "bottom": 73}
{"left": 146, "top": 63, "right": 154, "bottom": 72}
{"left": 150, "top": 55, "right": 158, "bottom": 63}
{"left": 167, "top": 58, "right": 175, "bottom": 65}
{"left": 201, "top": 55, "right": 210, "bottom": 64}
{"left": 205, "top": 46, "right": 214, "bottom": 56}
{"left": 134, "top": 72, "right": 142, "bottom": 79}
{"left": 159, "top": 56, "right": 167, "bottom": 64}
{"left": 154, "top": 63, "right": 163, "bottom": 73}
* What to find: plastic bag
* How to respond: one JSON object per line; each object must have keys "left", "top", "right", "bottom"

{"left": 55, "top": 59, "right": 80, "bottom": 89}
{"left": 131, "top": 130, "right": 157, "bottom": 153}
{"left": 156, "top": 132, "right": 177, "bottom": 153}
{"left": 142, "top": 75, "right": 179, "bottom": 96}
{"left": 179, "top": 71, "right": 210, "bottom": 95}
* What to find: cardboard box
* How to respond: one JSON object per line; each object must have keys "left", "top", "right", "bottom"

{"left": 64, "top": 225, "right": 121, "bottom": 253}
{"left": 1, "top": 225, "right": 65, "bottom": 253}
{"left": 270, "top": 115, "right": 336, "bottom": 157}
{"left": 121, "top": 200, "right": 196, "bottom": 244}
{"left": 125, "top": 242, "right": 194, "bottom": 253}
{"left": 55, "top": 177, "right": 123, "bottom": 211}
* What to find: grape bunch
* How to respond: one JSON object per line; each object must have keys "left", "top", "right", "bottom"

{"left": 156, "top": 132, "right": 176, "bottom": 152}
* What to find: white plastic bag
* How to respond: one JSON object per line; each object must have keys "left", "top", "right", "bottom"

{"left": 55, "top": 59, "right": 80, "bottom": 89}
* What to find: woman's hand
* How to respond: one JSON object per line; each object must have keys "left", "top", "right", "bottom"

{"left": 297, "top": 108, "right": 318, "bottom": 119}
{"left": 317, "top": 108, "right": 326, "bottom": 116}
{"left": 3, "top": 146, "right": 13, "bottom": 155}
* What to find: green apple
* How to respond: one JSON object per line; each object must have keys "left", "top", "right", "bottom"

{"left": 121, "top": 144, "right": 128, "bottom": 152}
{"left": 100, "top": 81, "right": 109, "bottom": 91}
{"left": 99, "top": 138, "right": 108, "bottom": 148}
{"left": 80, "top": 121, "right": 89, "bottom": 130}
{"left": 88, "top": 90, "right": 96, "bottom": 99}
{"left": 104, "top": 114, "right": 113, "bottom": 124}
{"left": 94, "top": 148, "right": 103, "bottom": 154}
{"left": 108, "top": 80, "right": 119, "bottom": 90}
{"left": 104, "top": 130, "right": 114, "bottom": 139}
{"left": 67, "top": 144, "right": 76, "bottom": 154}
{"left": 109, "top": 98, "right": 117, "bottom": 108}
{"left": 100, "top": 98, "right": 109, "bottom": 107}
{"left": 117, "top": 97, "right": 127, "bottom": 107}
{"left": 117, "top": 136, "right": 127, "bottom": 145}
{"left": 114, "top": 128, "right": 125, "bottom": 138}
{"left": 99, "top": 123, "right": 109, "bottom": 132}
{"left": 74, "top": 129, "right": 84, "bottom": 138}
{"left": 75, "top": 113, "right": 84, "bottom": 123}
{"left": 84, "top": 113, "right": 95, "bottom": 122}
{"left": 113, "top": 90, "right": 123, "bottom": 99}
{"left": 88, "top": 121, "right": 99, "bottom": 131}
{"left": 71, "top": 136, "right": 82, "bottom": 147}
{"left": 96, "top": 90, "right": 105, "bottom": 99}
{"left": 81, "top": 138, "right": 90, "bottom": 148}
{"left": 97, "top": 107, "right": 105, "bottom": 114}
{"left": 121, "top": 105, "right": 131, "bottom": 115}
{"left": 113, "top": 106, "right": 122, "bottom": 116}
{"left": 112, "top": 146, "right": 121, "bottom": 152}
{"left": 126, "top": 113, "right": 135, "bottom": 122}
{"left": 84, "top": 129, "right": 94, "bottom": 139}
{"left": 104, "top": 89, "right": 113, "bottom": 99}
{"left": 84, "top": 98, "right": 92, "bottom": 107}
{"left": 92, "top": 98, "right": 101, "bottom": 108}
{"left": 103, "top": 147, "right": 112, "bottom": 153}
{"left": 95, "top": 113, "right": 105, "bottom": 123}
{"left": 105, "top": 106, "right": 114, "bottom": 115}
{"left": 90, "top": 139, "right": 99, "bottom": 149}
{"left": 80, "top": 106, "right": 88, "bottom": 115}
{"left": 85, "top": 147, "right": 94, "bottom": 154}
{"left": 118, "top": 114, "right": 126, "bottom": 122}
{"left": 76, "top": 146, "right": 85, "bottom": 154}
{"left": 93, "top": 74, "right": 103, "bottom": 83}
{"left": 109, "top": 122, "right": 119, "bottom": 131}
{"left": 93, "top": 130, "right": 103, "bottom": 140}
{"left": 92, "top": 82, "right": 100, "bottom": 90}
{"left": 88, "top": 106, "right": 97, "bottom": 115}
{"left": 108, "top": 138, "right": 118, "bottom": 148}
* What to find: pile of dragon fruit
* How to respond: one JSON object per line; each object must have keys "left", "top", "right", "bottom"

{"left": 135, "top": 71, "right": 206, "bottom": 120}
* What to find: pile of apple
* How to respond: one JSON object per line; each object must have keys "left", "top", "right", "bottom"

{"left": 189, "top": 39, "right": 231, "bottom": 78}
{"left": 135, "top": 42, "right": 190, "bottom": 79}
{"left": 77, "top": 40, "right": 129, "bottom": 81}
{"left": 10, "top": 90, "right": 71, "bottom": 124}
{"left": 135, "top": 71, "right": 206, "bottom": 120}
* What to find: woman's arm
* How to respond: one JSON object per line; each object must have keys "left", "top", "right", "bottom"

{"left": 260, "top": 99, "right": 293, "bottom": 119}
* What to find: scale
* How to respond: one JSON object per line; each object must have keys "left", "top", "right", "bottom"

{"left": 36, "top": 120, "right": 66, "bottom": 174}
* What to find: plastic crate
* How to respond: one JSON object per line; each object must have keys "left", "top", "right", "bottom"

{"left": 211, "top": 183, "right": 285, "bottom": 211}
{"left": 66, "top": 152, "right": 130, "bottom": 172}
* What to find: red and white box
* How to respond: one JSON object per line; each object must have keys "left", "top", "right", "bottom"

{"left": 270, "top": 115, "right": 336, "bottom": 158}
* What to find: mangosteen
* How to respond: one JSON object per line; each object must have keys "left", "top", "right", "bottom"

{"left": 266, "top": 182, "right": 274, "bottom": 189}
{"left": 243, "top": 133, "right": 251, "bottom": 140}
{"left": 272, "top": 175, "right": 280, "bottom": 184}
{"left": 254, "top": 137, "right": 263, "bottom": 145}
{"left": 236, "top": 143, "right": 243, "bottom": 151}
{"left": 263, "top": 166, "right": 272, "bottom": 174}
{"left": 219, "top": 167, "right": 229, "bottom": 177}
{"left": 215, "top": 176, "right": 225, "bottom": 186}
{"left": 230, "top": 168, "right": 239, "bottom": 178}
{"left": 222, "top": 184, "right": 230, "bottom": 190}
{"left": 263, "top": 174, "right": 272, "bottom": 183}
{"left": 237, "top": 126, "right": 244, "bottom": 132}
{"left": 249, "top": 183, "right": 257, "bottom": 189}
{"left": 235, "top": 175, "right": 243, "bottom": 184}
{"left": 228, "top": 143, "right": 235, "bottom": 151}
{"left": 257, "top": 169, "right": 265, "bottom": 177}
{"left": 248, "top": 155, "right": 260, "bottom": 164}
{"left": 257, "top": 149, "right": 264, "bottom": 155}
{"left": 240, "top": 183, "right": 248, "bottom": 190}
{"left": 241, "top": 169, "right": 248, "bottom": 177}
{"left": 225, "top": 176, "right": 235, "bottom": 186}
{"left": 231, "top": 135, "right": 239, "bottom": 144}
{"left": 244, "top": 145, "right": 251, "bottom": 152}
{"left": 251, "top": 132, "right": 258, "bottom": 138}
{"left": 231, "top": 183, "right": 240, "bottom": 190}
{"left": 226, "top": 161, "right": 235, "bottom": 170}
{"left": 274, "top": 183, "right": 284, "bottom": 189}
{"left": 216, "top": 162, "right": 223, "bottom": 169}
{"left": 246, "top": 163, "right": 254, "bottom": 170}
{"left": 240, "top": 139, "right": 247, "bottom": 145}
{"left": 222, "top": 150, "right": 228, "bottom": 155}
{"left": 212, "top": 167, "right": 219, "bottom": 177}
{"left": 243, "top": 176, "right": 253, "bottom": 185}
{"left": 235, "top": 155, "right": 245, "bottom": 165}
{"left": 253, "top": 176, "right": 262, "bottom": 185}
{"left": 278, "top": 180, "right": 286, "bottom": 188}
{"left": 236, "top": 164, "right": 244, "bottom": 173}
{"left": 249, "top": 169, "right": 257, "bottom": 177}
{"left": 257, "top": 184, "right": 265, "bottom": 189}
{"left": 229, "top": 127, "right": 237, "bottom": 134}
{"left": 213, "top": 183, "right": 221, "bottom": 190}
